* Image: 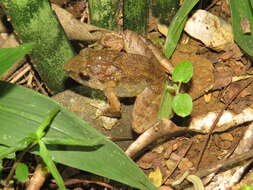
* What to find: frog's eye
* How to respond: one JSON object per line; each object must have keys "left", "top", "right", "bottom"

{"left": 79, "top": 73, "right": 90, "bottom": 81}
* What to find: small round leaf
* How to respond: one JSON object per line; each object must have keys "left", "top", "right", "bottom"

{"left": 15, "top": 163, "right": 29, "bottom": 182}
{"left": 172, "top": 60, "right": 193, "bottom": 83}
{"left": 172, "top": 93, "right": 192, "bottom": 117}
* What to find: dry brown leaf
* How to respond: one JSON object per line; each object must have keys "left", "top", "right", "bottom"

{"left": 132, "top": 87, "right": 163, "bottom": 134}
{"left": 157, "top": 23, "right": 168, "bottom": 36}
{"left": 52, "top": 3, "right": 110, "bottom": 41}
{"left": 149, "top": 167, "right": 163, "bottom": 187}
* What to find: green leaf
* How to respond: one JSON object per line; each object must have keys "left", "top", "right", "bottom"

{"left": 164, "top": 0, "right": 199, "bottom": 58}
{"left": 172, "top": 61, "right": 193, "bottom": 83}
{"left": 42, "top": 136, "right": 102, "bottom": 146}
{"left": 172, "top": 93, "right": 192, "bottom": 117}
{"left": 0, "top": 81, "right": 157, "bottom": 190}
{"left": 0, "top": 43, "right": 34, "bottom": 77}
{"left": 0, "top": 145, "right": 16, "bottom": 159}
{"left": 0, "top": 138, "right": 32, "bottom": 160}
{"left": 230, "top": 0, "right": 253, "bottom": 56}
{"left": 15, "top": 163, "right": 29, "bottom": 182}
{"left": 0, "top": 145, "right": 16, "bottom": 172}
{"left": 39, "top": 141, "right": 66, "bottom": 190}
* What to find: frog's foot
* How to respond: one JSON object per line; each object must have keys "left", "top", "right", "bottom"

{"left": 103, "top": 88, "right": 122, "bottom": 118}
{"left": 132, "top": 87, "right": 162, "bottom": 134}
{"left": 102, "top": 108, "right": 121, "bottom": 118}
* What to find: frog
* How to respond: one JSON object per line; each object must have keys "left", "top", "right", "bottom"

{"left": 64, "top": 48, "right": 167, "bottom": 133}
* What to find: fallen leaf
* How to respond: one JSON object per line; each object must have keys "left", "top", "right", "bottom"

{"left": 165, "top": 160, "right": 177, "bottom": 171}
{"left": 178, "top": 158, "right": 193, "bottom": 171}
{"left": 219, "top": 133, "right": 234, "bottom": 142}
{"left": 149, "top": 167, "right": 163, "bottom": 187}
{"left": 157, "top": 24, "right": 168, "bottom": 36}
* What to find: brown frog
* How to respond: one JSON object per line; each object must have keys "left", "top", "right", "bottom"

{"left": 64, "top": 48, "right": 166, "bottom": 133}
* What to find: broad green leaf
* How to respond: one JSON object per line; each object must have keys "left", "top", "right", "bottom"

{"left": 172, "top": 60, "right": 193, "bottom": 83}
{"left": 0, "top": 81, "right": 157, "bottom": 190}
{"left": 42, "top": 136, "right": 102, "bottom": 146}
{"left": 15, "top": 163, "right": 29, "bottom": 182}
{"left": 172, "top": 93, "right": 192, "bottom": 117}
{"left": 0, "top": 145, "right": 16, "bottom": 172}
{"left": 164, "top": 0, "right": 199, "bottom": 58}
{"left": 230, "top": 0, "right": 253, "bottom": 56}
{"left": 39, "top": 141, "right": 66, "bottom": 190}
{"left": 0, "top": 43, "right": 34, "bottom": 76}
{"left": 0, "top": 145, "right": 16, "bottom": 159}
{"left": 0, "top": 138, "right": 32, "bottom": 160}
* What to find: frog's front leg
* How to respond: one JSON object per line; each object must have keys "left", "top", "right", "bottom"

{"left": 103, "top": 82, "right": 121, "bottom": 118}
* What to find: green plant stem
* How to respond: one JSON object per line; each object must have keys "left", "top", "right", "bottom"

{"left": 177, "top": 82, "right": 182, "bottom": 94}
{"left": 1, "top": 0, "right": 74, "bottom": 93}
{"left": 88, "top": 0, "right": 119, "bottom": 30}
{"left": 123, "top": 0, "right": 148, "bottom": 34}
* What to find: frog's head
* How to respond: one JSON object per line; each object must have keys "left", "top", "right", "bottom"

{"left": 64, "top": 55, "right": 105, "bottom": 91}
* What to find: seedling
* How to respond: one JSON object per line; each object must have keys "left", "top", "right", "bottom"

{"left": 171, "top": 60, "right": 193, "bottom": 117}
{"left": 159, "top": 60, "right": 193, "bottom": 119}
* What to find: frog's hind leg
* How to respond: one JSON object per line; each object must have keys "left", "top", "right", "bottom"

{"left": 132, "top": 87, "right": 162, "bottom": 134}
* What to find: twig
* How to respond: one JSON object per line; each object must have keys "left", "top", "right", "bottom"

{"left": 26, "top": 164, "right": 49, "bottom": 190}
{"left": 125, "top": 119, "right": 186, "bottom": 158}
{"left": 196, "top": 78, "right": 253, "bottom": 170}
{"left": 9, "top": 64, "right": 31, "bottom": 83}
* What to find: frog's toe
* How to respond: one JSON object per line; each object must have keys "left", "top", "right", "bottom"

{"left": 102, "top": 108, "right": 121, "bottom": 118}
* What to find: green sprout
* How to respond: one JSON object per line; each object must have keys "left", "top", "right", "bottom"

{"left": 171, "top": 60, "right": 193, "bottom": 117}
{"left": 159, "top": 60, "right": 193, "bottom": 119}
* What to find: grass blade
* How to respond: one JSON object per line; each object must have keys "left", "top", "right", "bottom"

{"left": 230, "top": 0, "right": 253, "bottom": 56}
{"left": 164, "top": 0, "right": 199, "bottom": 58}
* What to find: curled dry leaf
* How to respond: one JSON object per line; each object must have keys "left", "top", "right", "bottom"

{"left": 184, "top": 9, "right": 233, "bottom": 51}
{"left": 122, "top": 30, "right": 153, "bottom": 58}
{"left": 52, "top": 4, "right": 110, "bottom": 41}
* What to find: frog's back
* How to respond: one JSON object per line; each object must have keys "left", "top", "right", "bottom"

{"left": 65, "top": 48, "right": 165, "bottom": 97}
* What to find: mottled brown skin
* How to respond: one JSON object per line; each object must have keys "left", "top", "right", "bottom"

{"left": 64, "top": 48, "right": 166, "bottom": 133}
